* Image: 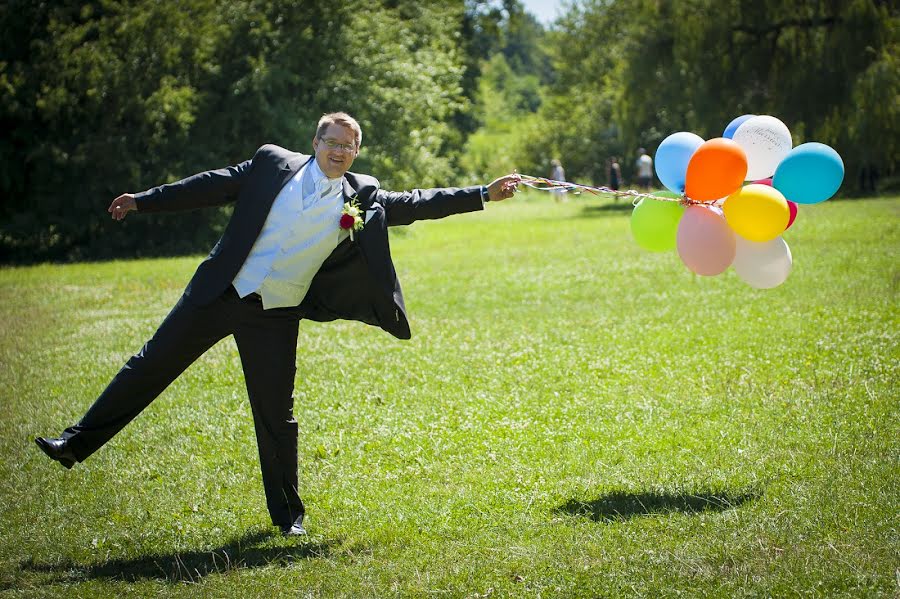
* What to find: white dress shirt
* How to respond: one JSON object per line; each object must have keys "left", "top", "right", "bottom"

{"left": 232, "top": 158, "right": 349, "bottom": 309}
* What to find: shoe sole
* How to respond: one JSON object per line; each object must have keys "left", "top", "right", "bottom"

{"left": 280, "top": 524, "right": 308, "bottom": 537}
{"left": 35, "top": 438, "right": 76, "bottom": 469}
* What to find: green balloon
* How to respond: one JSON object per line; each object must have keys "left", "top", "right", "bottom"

{"left": 630, "top": 191, "right": 685, "bottom": 252}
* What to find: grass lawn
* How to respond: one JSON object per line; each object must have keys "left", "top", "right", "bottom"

{"left": 1, "top": 193, "right": 897, "bottom": 597}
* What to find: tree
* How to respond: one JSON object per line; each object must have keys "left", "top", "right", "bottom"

{"left": 515, "top": 0, "right": 630, "bottom": 185}
{"left": 0, "top": 0, "right": 470, "bottom": 262}
{"left": 457, "top": 0, "right": 551, "bottom": 181}
{"left": 524, "top": 0, "right": 898, "bottom": 193}
{"left": 615, "top": 0, "right": 899, "bottom": 192}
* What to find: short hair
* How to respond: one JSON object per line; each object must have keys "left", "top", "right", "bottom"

{"left": 316, "top": 112, "right": 362, "bottom": 148}
{"left": 637, "top": 147, "right": 646, "bottom": 154}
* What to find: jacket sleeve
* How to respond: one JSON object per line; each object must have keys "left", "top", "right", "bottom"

{"left": 374, "top": 185, "right": 485, "bottom": 227}
{"left": 132, "top": 158, "right": 254, "bottom": 213}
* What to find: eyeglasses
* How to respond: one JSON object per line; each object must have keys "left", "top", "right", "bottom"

{"left": 319, "top": 137, "right": 357, "bottom": 153}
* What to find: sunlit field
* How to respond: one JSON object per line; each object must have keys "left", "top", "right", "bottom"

{"left": 1, "top": 193, "right": 897, "bottom": 597}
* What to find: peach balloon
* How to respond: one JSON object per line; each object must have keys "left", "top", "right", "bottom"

{"left": 676, "top": 205, "right": 736, "bottom": 276}
{"left": 684, "top": 138, "right": 748, "bottom": 202}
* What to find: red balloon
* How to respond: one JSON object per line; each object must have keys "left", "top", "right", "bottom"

{"left": 786, "top": 201, "right": 798, "bottom": 230}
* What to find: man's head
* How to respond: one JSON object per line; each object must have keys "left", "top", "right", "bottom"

{"left": 637, "top": 147, "right": 646, "bottom": 155}
{"left": 313, "top": 112, "right": 362, "bottom": 179}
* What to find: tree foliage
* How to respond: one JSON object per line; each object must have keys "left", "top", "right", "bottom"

{"left": 1, "top": 0, "right": 895, "bottom": 262}
{"left": 527, "top": 0, "right": 898, "bottom": 189}
{"left": 0, "top": 0, "right": 467, "bottom": 261}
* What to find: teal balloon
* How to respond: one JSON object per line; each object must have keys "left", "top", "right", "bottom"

{"left": 655, "top": 131, "right": 704, "bottom": 194}
{"left": 723, "top": 114, "right": 755, "bottom": 139}
{"left": 631, "top": 192, "right": 685, "bottom": 252}
{"left": 773, "top": 142, "right": 844, "bottom": 204}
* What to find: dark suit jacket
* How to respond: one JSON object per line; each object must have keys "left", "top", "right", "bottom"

{"left": 133, "top": 144, "right": 485, "bottom": 339}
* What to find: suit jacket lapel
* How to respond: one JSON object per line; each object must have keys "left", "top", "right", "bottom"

{"left": 342, "top": 176, "right": 374, "bottom": 246}
{"left": 254, "top": 152, "right": 312, "bottom": 219}
{"left": 277, "top": 154, "right": 312, "bottom": 196}
{"left": 341, "top": 177, "right": 357, "bottom": 205}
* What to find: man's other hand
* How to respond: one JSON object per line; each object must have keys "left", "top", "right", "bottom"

{"left": 108, "top": 194, "right": 137, "bottom": 221}
{"left": 487, "top": 174, "right": 521, "bottom": 202}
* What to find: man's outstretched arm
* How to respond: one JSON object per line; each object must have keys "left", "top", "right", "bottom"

{"left": 375, "top": 173, "right": 521, "bottom": 226}
{"left": 107, "top": 158, "right": 254, "bottom": 221}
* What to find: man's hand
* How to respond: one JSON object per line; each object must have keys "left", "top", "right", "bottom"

{"left": 487, "top": 174, "right": 521, "bottom": 202}
{"left": 108, "top": 193, "right": 137, "bottom": 221}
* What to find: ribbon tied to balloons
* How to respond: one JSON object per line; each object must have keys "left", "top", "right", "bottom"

{"left": 518, "top": 114, "right": 844, "bottom": 289}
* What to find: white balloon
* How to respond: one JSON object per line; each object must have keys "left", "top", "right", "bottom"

{"left": 732, "top": 115, "right": 792, "bottom": 181}
{"left": 733, "top": 236, "right": 793, "bottom": 289}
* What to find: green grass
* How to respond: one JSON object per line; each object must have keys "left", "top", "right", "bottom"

{"left": 1, "top": 193, "right": 897, "bottom": 597}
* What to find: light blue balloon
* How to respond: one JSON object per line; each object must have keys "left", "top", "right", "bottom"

{"left": 773, "top": 142, "right": 844, "bottom": 204}
{"left": 723, "top": 114, "right": 755, "bottom": 139}
{"left": 655, "top": 131, "right": 704, "bottom": 194}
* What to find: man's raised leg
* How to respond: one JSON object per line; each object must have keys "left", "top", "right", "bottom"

{"left": 45, "top": 292, "right": 234, "bottom": 464}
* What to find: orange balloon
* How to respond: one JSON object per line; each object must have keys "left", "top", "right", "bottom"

{"left": 684, "top": 138, "right": 748, "bottom": 201}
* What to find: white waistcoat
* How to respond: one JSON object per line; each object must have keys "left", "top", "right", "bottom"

{"left": 232, "top": 159, "right": 349, "bottom": 309}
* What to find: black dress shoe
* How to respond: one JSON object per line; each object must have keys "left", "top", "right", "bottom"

{"left": 279, "top": 516, "right": 307, "bottom": 537}
{"left": 35, "top": 437, "right": 77, "bottom": 469}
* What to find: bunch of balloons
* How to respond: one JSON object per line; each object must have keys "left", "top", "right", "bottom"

{"left": 630, "top": 114, "right": 844, "bottom": 288}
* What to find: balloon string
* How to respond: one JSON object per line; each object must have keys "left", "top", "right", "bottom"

{"left": 516, "top": 174, "right": 718, "bottom": 207}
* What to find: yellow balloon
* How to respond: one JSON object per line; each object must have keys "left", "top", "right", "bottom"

{"left": 723, "top": 184, "right": 790, "bottom": 242}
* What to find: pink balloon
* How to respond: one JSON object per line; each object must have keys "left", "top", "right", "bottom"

{"left": 753, "top": 178, "right": 773, "bottom": 186}
{"left": 785, "top": 201, "right": 798, "bottom": 230}
{"left": 676, "top": 206, "right": 736, "bottom": 276}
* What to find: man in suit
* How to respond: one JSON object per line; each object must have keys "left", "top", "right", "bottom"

{"left": 35, "top": 112, "right": 520, "bottom": 537}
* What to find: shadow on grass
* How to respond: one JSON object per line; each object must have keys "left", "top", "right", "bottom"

{"left": 556, "top": 489, "right": 760, "bottom": 522}
{"left": 21, "top": 528, "right": 338, "bottom": 584}
{"left": 571, "top": 202, "right": 635, "bottom": 218}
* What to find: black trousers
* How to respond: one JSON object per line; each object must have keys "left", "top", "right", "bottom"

{"left": 61, "top": 286, "right": 305, "bottom": 527}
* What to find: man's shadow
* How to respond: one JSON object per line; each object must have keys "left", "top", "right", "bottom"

{"left": 556, "top": 489, "right": 760, "bottom": 522}
{"left": 22, "top": 529, "right": 338, "bottom": 584}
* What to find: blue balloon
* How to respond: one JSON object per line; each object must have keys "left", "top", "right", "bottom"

{"left": 773, "top": 142, "right": 844, "bottom": 204}
{"left": 655, "top": 132, "right": 704, "bottom": 193}
{"left": 723, "top": 114, "right": 756, "bottom": 139}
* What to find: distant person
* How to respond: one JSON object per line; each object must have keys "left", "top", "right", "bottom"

{"left": 635, "top": 147, "right": 653, "bottom": 190}
{"left": 608, "top": 156, "right": 621, "bottom": 192}
{"left": 549, "top": 158, "right": 566, "bottom": 201}
{"left": 550, "top": 158, "right": 566, "bottom": 182}
{"left": 859, "top": 164, "right": 878, "bottom": 194}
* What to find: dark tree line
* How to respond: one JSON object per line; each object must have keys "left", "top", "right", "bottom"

{"left": 523, "top": 0, "right": 897, "bottom": 191}
{"left": 1, "top": 0, "right": 895, "bottom": 263}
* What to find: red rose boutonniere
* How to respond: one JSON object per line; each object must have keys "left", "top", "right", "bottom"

{"left": 340, "top": 195, "right": 364, "bottom": 240}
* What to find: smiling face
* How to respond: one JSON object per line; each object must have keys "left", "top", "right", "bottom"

{"left": 313, "top": 123, "right": 359, "bottom": 179}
